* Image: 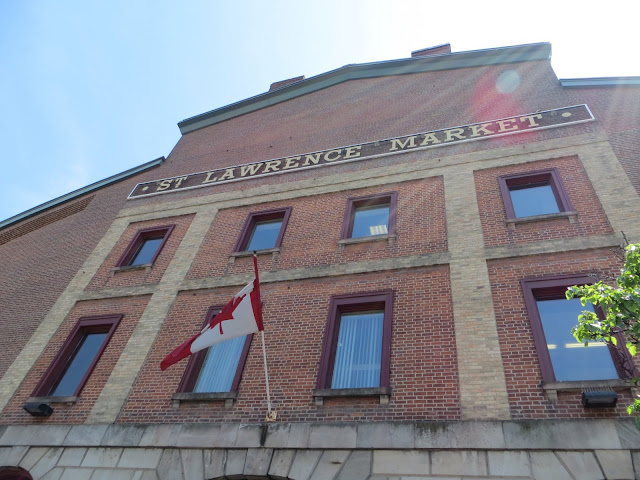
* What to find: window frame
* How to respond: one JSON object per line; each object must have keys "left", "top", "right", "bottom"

{"left": 233, "top": 207, "right": 292, "bottom": 253}
{"left": 177, "top": 306, "right": 253, "bottom": 393}
{"left": 499, "top": 168, "right": 573, "bottom": 219}
{"left": 340, "top": 192, "right": 398, "bottom": 240}
{"left": 31, "top": 315, "right": 122, "bottom": 398}
{"left": 115, "top": 225, "right": 175, "bottom": 267}
{"left": 521, "top": 275, "right": 634, "bottom": 383}
{"left": 316, "top": 290, "right": 394, "bottom": 390}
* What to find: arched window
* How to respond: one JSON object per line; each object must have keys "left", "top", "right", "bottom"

{"left": 0, "top": 466, "right": 33, "bottom": 480}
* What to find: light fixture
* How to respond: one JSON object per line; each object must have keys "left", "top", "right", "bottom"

{"left": 581, "top": 390, "right": 618, "bottom": 408}
{"left": 23, "top": 402, "right": 53, "bottom": 417}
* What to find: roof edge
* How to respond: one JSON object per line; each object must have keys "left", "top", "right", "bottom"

{"left": 0, "top": 156, "right": 165, "bottom": 231}
{"left": 560, "top": 77, "right": 640, "bottom": 87}
{"left": 179, "top": 42, "right": 552, "bottom": 135}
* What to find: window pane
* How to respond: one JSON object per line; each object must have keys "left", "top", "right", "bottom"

{"left": 332, "top": 311, "right": 383, "bottom": 389}
{"left": 194, "top": 335, "right": 246, "bottom": 392}
{"left": 130, "top": 237, "right": 164, "bottom": 265}
{"left": 246, "top": 219, "right": 283, "bottom": 251}
{"left": 509, "top": 184, "right": 560, "bottom": 218}
{"left": 352, "top": 204, "right": 389, "bottom": 238}
{"left": 536, "top": 298, "right": 618, "bottom": 381}
{"left": 49, "top": 332, "right": 108, "bottom": 396}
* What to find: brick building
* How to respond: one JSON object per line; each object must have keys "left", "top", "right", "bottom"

{"left": 1, "top": 42, "right": 640, "bottom": 479}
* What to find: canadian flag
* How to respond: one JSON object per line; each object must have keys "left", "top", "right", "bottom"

{"left": 160, "top": 257, "right": 263, "bottom": 371}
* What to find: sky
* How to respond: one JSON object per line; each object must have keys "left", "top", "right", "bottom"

{"left": 1, "top": 1, "right": 639, "bottom": 222}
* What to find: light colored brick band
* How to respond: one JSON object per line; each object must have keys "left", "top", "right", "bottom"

{"left": 87, "top": 206, "right": 220, "bottom": 423}
{"left": 444, "top": 168, "right": 511, "bottom": 420}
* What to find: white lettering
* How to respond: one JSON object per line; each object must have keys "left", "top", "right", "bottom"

{"left": 218, "top": 168, "right": 235, "bottom": 181}
{"left": 283, "top": 156, "right": 301, "bottom": 169}
{"left": 497, "top": 119, "right": 518, "bottom": 132}
{"left": 389, "top": 136, "right": 417, "bottom": 151}
{"left": 262, "top": 160, "right": 282, "bottom": 173}
{"left": 302, "top": 153, "right": 322, "bottom": 166}
{"left": 343, "top": 146, "right": 362, "bottom": 159}
{"left": 444, "top": 128, "right": 466, "bottom": 142}
{"left": 324, "top": 149, "right": 342, "bottom": 162}
{"left": 240, "top": 163, "right": 262, "bottom": 177}
{"left": 519, "top": 114, "right": 543, "bottom": 128}
{"left": 202, "top": 172, "right": 218, "bottom": 184}
{"left": 469, "top": 123, "right": 494, "bottom": 137}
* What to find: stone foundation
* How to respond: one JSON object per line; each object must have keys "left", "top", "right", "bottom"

{"left": 0, "top": 420, "right": 639, "bottom": 479}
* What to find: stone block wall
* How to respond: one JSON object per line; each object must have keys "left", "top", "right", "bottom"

{"left": 0, "top": 420, "right": 639, "bottom": 479}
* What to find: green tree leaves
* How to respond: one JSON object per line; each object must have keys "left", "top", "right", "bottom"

{"left": 567, "top": 243, "right": 640, "bottom": 426}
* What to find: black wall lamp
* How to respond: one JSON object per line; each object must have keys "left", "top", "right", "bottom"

{"left": 582, "top": 390, "right": 618, "bottom": 408}
{"left": 23, "top": 402, "right": 54, "bottom": 417}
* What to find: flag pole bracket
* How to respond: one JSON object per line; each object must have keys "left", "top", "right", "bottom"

{"left": 265, "top": 410, "right": 277, "bottom": 422}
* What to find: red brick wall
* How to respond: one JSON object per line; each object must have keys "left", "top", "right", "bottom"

{"left": 1, "top": 296, "right": 150, "bottom": 424}
{"left": 488, "top": 249, "right": 638, "bottom": 420}
{"left": 0, "top": 196, "right": 94, "bottom": 246}
{"left": 567, "top": 86, "right": 640, "bottom": 196}
{"left": 132, "top": 61, "right": 596, "bottom": 209}
{"left": 0, "top": 166, "right": 166, "bottom": 380}
{"left": 188, "top": 178, "right": 446, "bottom": 279}
{"left": 88, "top": 214, "right": 195, "bottom": 290}
{"left": 120, "top": 267, "right": 459, "bottom": 423}
{"left": 475, "top": 156, "right": 613, "bottom": 247}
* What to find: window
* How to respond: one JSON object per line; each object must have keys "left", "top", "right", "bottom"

{"left": 341, "top": 193, "right": 397, "bottom": 239}
{"left": 32, "top": 315, "right": 121, "bottom": 398}
{"left": 116, "top": 225, "right": 175, "bottom": 267}
{"left": 521, "top": 276, "right": 633, "bottom": 383}
{"left": 499, "top": 169, "right": 573, "bottom": 219}
{"left": 316, "top": 291, "right": 393, "bottom": 390}
{"left": 234, "top": 208, "right": 292, "bottom": 252}
{"left": 178, "top": 306, "right": 253, "bottom": 393}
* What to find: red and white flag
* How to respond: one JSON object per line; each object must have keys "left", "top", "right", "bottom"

{"left": 160, "top": 256, "right": 263, "bottom": 371}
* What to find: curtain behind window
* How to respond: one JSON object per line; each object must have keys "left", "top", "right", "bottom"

{"left": 194, "top": 335, "right": 246, "bottom": 392}
{"left": 332, "top": 311, "right": 383, "bottom": 389}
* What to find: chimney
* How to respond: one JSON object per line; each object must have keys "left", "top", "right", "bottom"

{"left": 411, "top": 44, "right": 451, "bottom": 58}
{"left": 269, "top": 75, "right": 305, "bottom": 92}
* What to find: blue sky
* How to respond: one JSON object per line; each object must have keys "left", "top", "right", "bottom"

{"left": 1, "top": 1, "right": 639, "bottom": 222}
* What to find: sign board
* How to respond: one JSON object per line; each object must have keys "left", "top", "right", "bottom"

{"left": 128, "top": 105, "right": 593, "bottom": 199}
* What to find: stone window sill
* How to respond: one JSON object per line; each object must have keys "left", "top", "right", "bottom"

{"left": 171, "top": 391, "right": 238, "bottom": 409}
{"left": 228, "top": 248, "right": 281, "bottom": 264}
{"left": 312, "top": 386, "right": 391, "bottom": 406}
{"left": 26, "top": 395, "right": 78, "bottom": 405}
{"left": 338, "top": 234, "right": 396, "bottom": 249}
{"left": 542, "top": 379, "right": 637, "bottom": 403}
{"left": 505, "top": 211, "right": 578, "bottom": 230}
{"left": 112, "top": 263, "right": 153, "bottom": 274}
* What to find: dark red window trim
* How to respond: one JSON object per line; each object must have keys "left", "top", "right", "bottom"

{"left": 316, "top": 290, "right": 394, "bottom": 390}
{"left": 233, "top": 207, "right": 292, "bottom": 252}
{"left": 521, "top": 275, "right": 636, "bottom": 383}
{"left": 115, "top": 224, "right": 175, "bottom": 267}
{"left": 32, "top": 315, "right": 122, "bottom": 397}
{"left": 177, "top": 306, "right": 253, "bottom": 393}
{"left": 499, "top": 168, "right": 573, "bottom": 219}
{"left": 340, "top": 192, "right": 398, "bottom": 239}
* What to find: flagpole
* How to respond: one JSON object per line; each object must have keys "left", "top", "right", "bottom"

{"left": 261, "top": 330, "right": 273, "bottom": 415}
{"left": 254, "top": 253, "right": 276, "bottom": 421}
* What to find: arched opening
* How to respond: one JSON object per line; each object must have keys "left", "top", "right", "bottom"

{"left": 0, "top": 467, "right": 33, "bottom": 480}
{"left": 208, "top": 477, "right": 291, "bottom": 480}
